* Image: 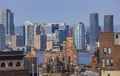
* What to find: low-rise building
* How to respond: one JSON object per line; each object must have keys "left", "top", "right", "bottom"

{"left": 0, "top": 51, "right": 29, "bottom": 76}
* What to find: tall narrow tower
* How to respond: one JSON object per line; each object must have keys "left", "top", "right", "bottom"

{"left": 89, "top": 13, "right": 99, "bottom": 53}
{"left": 1, "top": 9, "right": 15, "bottom": 35}
{"left": 104, "top": 15, "right": 113, "bottom": 32}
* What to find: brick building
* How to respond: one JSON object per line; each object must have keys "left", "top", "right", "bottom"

{"left": 65, "top": 37, "right": 78, "bottom": 65}
{"left": 99, "top": 32, "right": 120, "bottom": 71}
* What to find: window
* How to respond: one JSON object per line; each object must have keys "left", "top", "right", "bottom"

{"left": 106, "top": 59, "right": 109, "bottom": 66}
{"left": 110, "top": 59, "right": 113, "bottom": 66}
{"left": 103, "top": 48, "right": 107, "bottom": 54}
{"left": 108, "top": 48, "right": 111, "bottom": 54}
{"left": 116, "top": 34, "right": 118, "bottom": 38}
{"left": 16, "top": 62, "right": 21, "bottom": 66}
{"left": 8, "top": 62, "right": 13, "bottom": 67}
{"left": 1, "top": 62, "right": 5, "bottom": 67}
{"left": 102, "top": 59, "right": 105, "bottom": 67}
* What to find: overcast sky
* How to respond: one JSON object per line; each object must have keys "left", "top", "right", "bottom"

{"left": 0, "top": 0, "right": 120, "bottom": 26}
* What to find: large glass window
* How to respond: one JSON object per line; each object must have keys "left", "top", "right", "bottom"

{"left": 103, "top": 48, "right": 107, "bottom": 54}
{"left": 108, "top": 48, "right": 111, "bottom": 54}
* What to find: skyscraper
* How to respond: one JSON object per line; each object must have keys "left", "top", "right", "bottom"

{"left": 1, "top": 9, "right": 15, "bottom": 35}
{"left": 89, "top": 13, "right": 99, "bottom": 53}
{"left": 25, "top": 21, "right": 35, "bottom": 48}
{"left": 16, "top": 25, "right": 25, "bottom": 45}
{"left": 74, "top": 22, "right": 85, "bottom": 51}
{"left": 55, "top": 30, "right": 66, "bottom": 44}
{"left": 0, "top": 24, "right": 5, "bottom": 50}
{"left": 104, "top": 15, "right": 113, "bottom": 32}
{"left": 11, "top": 35, "right": 23, "bottom": 47}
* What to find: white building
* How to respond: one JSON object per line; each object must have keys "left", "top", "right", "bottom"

{"left": 25, "top": 21, "right": 36, "bottom": 48}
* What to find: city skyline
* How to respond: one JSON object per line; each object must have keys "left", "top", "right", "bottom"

{"left": 0, "top": 0, "right": 120, "bottom": 26}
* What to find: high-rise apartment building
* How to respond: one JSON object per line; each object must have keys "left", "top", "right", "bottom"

{"left": 74, "top": 22, "right": 85, "bottom": 51}
{"left": 34, "top": 35, "right": 41, "bottom": 50}
{"left": 25, "top": 21, "right": 36, "bottom": 48}
{"left": 0, "top": 24, "right": 5, "bottom": 50}
{"left": 1, "top": 9, "right": 15, "bottom": 35}
{"left": 104, "top": 15, "right": 113, "bottom": 32}
{"left": 89, "top": 13, "right": 99, "bottom": 53}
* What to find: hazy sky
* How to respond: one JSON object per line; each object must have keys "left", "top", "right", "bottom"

{"left": 0, "top": 0, "right": 120, "bottom": 26}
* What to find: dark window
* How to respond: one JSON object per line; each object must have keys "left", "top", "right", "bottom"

{"left": 116, "top": 34, "right": 118, "bottom": 38}
{"left": 8, "top": 62, "right": 13, "bottom": 67}
{"left": 1, "top": 62, "right": 5, "bottom": 67}
{"left": 16, "top": 62, "right": 21, "bottom": 66}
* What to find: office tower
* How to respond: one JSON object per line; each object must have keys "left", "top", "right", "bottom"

{"left": 16, "top": 25, "right": 25, "bottom": 45}
{"left": 35, "top": 24, "right": 45, "bottom": 35}
{"left": 65, "top": 25, "right": 69, "bottom": 37}
{"left": 35, "top": 25, "right": 41, "bottom": 35}
{"left": 25, "top": 21, "right": 36, "bottom": 48}
{"left": 44, "top": 24, "right": 52, "bottom": 34}
{"left": 1, "top": 9, "right": 15, "bottom": 35}
{"left": 5, "top": 35, "right": 12, "bottom": 48}
{"left": 34, "top": 35, "right": 41, "bottom": 50}
{"left": 50, "top": 23, "right": 59, "bottom": 33}
{"left": 89, "top": 13, "right": 99, "bottom": 53}
{"left": 40, "top": 35, "right": 46, "bottom": 51}
{"left": 0, "top": 24, "right": 5, "bottom": 50}
{"left": 86, "top": 26, "right": 91, "bottom": 44}
{"left": 104, "top": 15, "right": 113, "bottom": 32}
{"left": 74, "top": 22, "right": 85, "bottom": 51}
{"left": 55, "top": 30, "right": 66, "bottom": 44}
{"left": 11, "top": 35, "right": 23, "bottom": 47}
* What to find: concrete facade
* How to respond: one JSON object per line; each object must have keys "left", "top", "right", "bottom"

{"left": 101, "top": 70, "right": 120, "bottom": 76}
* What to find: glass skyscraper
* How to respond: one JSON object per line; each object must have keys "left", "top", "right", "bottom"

{"left": 74, "top": 22, "right": 85, "bottom": 51}
{"left": 104, "top": 15, "right": 113, "bottom": 32}
{"left": 0, "top": 24, "right": 5, "bottom": 50}
{"left": 16, "top": 25, "right": 25, "bottom": 45}
{"left": 89, "top": 13, "right": 99, "bottom": 53}
{"left": 55, "top": 30, "right": 66, "bottom": 44}
{"left": 1, "top": 9, "right": 15, "bottom": 35}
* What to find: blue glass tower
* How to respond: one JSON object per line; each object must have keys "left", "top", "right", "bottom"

{"left": 16, "top": 25, "right": 25, "bottom": 46}
{"left": 74, "top": 22, "right": 85, "bottom": 51}
{"left": 55, "top": 30, "right": 66, "bottom": 44}
{"left": 1, "top": 9, "right": 15, "bottom": 35}
{"left": 89, "top": 13, "right": 99, "bottom": 53}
